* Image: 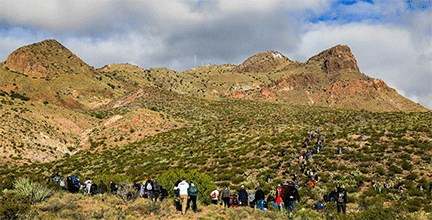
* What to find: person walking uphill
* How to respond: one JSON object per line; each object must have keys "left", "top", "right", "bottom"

{"left": 187, "top": 181, "right": 198, "bottom": 213}
{"left": 178, "top": 178, "right": 189, "bottom": 215}
{"left": 238, "top": 185, "right": 248, "bottom": 207}
{"left": 145, "top": 177, "right": 154, "bottom": 201}
{"left": 283, "top": 182, "right": 300, "bottom": 212}
{"left": 255, "top": 186, "right": 265, "bottom": 210}
{"left": 221, "top": 186, "right": 231, "bottom": 208}
{"left": 210, "top": 187, "right": 219, "bottom": 205}
{"left": 336, "top": 185, "right": 348, "bottom": 214}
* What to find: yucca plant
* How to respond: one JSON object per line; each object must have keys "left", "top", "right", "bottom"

{"left": 12, "top": 177, "right": 52, "bottom": 204}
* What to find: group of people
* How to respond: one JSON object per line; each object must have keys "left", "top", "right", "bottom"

{"left": 173, "top": 178, "right": 199, "bottom": 215}
{"left": 46, "top": 127, "right": 432, "bottom": 216}
{"left": 51, "top": 174, "right": 169, "bottom": 202}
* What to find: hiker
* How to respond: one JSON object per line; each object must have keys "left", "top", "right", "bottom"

{"left": 248, "top": 190, "right": 256, "bottom": 208}
{"left": 283, "top": 182, "right": 300, "bottom": 212}
{"left": 238, "top": 185, "right": 248, "bottom": 206}
{"left": 153, "top": 178, "right": 162, "bottom": 202}
{"left": 221, "top": 186, "right": 231, "bottom": 208}
{"left": 110, "top": 180, "right": 118, "bottom": 195}
{"left": 187, "top": 181, "right": 198, "bottom": 213}
{"left": 210, "top": 187, "right": 219, "bottom": 205}
{"left": 174, "top": 178, "right": 182, "bottom": 198}
{"left": 255, "top": 186, "right": 265, "bottom": 210}
{"left": 178, "top": 177, "right": 189, "bottom": 215}
{"left": 160, "top": 186, "right": 168, "bottom": 201}
{"left": 336, "top": 185, "right": 347, "bottom": 214}
{"left": 98, "top": 180, "right": 107, "bottom": 194}
{"left": 84, "top": 178, "right": 92, "bottom": 195}
{"left": 276, "top": 184, "right": 284, "bottom": 210}
{"left": 144, "top": 177, "right": 154, "bottom": 201}
{"left": 281, "top": 148, "right": 286, "bottom": 156}
{"left": 266, "top": 174, "right": 271, "bottom": 183}
{"left": 338, "top": 147, "right": 342, "bottom": 155}
{"left": 90, "top": 181, "right": 98, "bottom": 196}
{"left": 59, "top": 176, "right": 66, "bottom": 190}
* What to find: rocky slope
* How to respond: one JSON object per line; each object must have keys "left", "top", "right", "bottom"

{"left": 0, "top": 40, "right": 429, "bottom": 165}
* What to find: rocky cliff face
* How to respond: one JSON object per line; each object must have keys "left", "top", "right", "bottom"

{"left": 307, "top": 45, "right": 360, "bottom": 74}
{"left": 5, "top": 39, "right": 97, "bottom": 79}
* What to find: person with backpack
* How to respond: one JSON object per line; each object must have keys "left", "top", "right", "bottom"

{"left": 336, "top": 185, "right": 347, "bottom": 214}
{"left": 187, "top": 181, "right": 198, "bottom": 213}
{"left": 152, "top": 178, "right": 162, "bottom": 202}
{"left": 283, "top": 182, "right": 300, "bottom": 212}
{"left": 145, "top": 177, "right": 154, "bottom": 201}
{"left": 221, "top": 186, "right": 231, "bottom": 208}
{"left": 178, "top": 177, "right": 189, "bottom": 215}
{"left": 210, "top": 187, "right": 219, "bottom": 205}
{"left": 248, "top": 190, "right": 256, "bottom": 208}
{"left": 160, "top": 186, "right": 168, "bottom": 201}
{"left": 238, "top": 185, "right": 248, "bottom": 207}
{"left": 98, "top": 180, "right": 107, "bottom": 194}
{"left": 110, "top": 180, "right": 118, "bottom": 195}
{"left": 255, "top": 186, "right": 265, "bottom": 210}
{"left": 90, "top": 181, "right": 98, "bottom": 196}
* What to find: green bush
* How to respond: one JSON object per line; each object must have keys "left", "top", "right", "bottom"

{"left": 12, "top": 177, "right": 52, "bottom": 204}
{"left": 0, "top": 191, "right": 31, "bottom": 220}
{"left": 158, "top": 169, "right": 216, "bottom": 205}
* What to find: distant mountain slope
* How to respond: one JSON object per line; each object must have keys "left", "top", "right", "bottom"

{"left": 0, "top": 39, "right": 429, "bottom": 165}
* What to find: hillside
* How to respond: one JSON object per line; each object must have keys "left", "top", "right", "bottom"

{"left": 1, "top": 88, "right": 431, "bottom": 219}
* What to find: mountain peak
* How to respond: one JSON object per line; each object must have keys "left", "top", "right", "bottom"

{"left": 308, "top": 45, "right": 360, "bottom": 73}
{"left": 5, "top": 39, "right": 96, "bottom": 79}
{"left": 236, "top": 51, "right": 292, "bottom": 73}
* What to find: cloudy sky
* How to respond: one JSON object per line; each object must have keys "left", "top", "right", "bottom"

{"left": 0, "top": 0, "right": 431, "bottom": 109}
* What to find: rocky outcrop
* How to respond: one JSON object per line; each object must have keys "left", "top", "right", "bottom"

{"left": 308, "top": 45, "right": 360, "bottom": 74}
{"left": 269, "top": 73, "right": 317, "bottom": 91}
{"left": 5, "top": 39, "right": 97, "bottom": 79}
{"left": 236, "top": 51, "right": 292, "bottom": 73}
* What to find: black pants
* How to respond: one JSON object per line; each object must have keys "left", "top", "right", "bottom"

{"left": 223, "top": 197, "right": 230, "bottom": 207}
{"left": 212, "top": 199, "right": 218, "bottom": 205}
{"left": 249, "top": 201, "right": 256, "bottom": 208}
{"left": 337, "top": 203, "right": 346, "bottom": 214}
{"left": 187, "top": 195, "right": 197, "bottom": 212}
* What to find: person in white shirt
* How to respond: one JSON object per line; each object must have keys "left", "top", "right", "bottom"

{"left": 210, "top": 187, "right": 219, "bottom": 205}
{"left": 177, "top": 177, "right": 189, "bottom": 215}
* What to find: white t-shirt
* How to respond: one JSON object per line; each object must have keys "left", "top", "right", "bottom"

{"left": 178, "top": 181, "right": 189, "bottom": 195}
{"left": 211, "top": 190, "right": 219, "bottom": 200}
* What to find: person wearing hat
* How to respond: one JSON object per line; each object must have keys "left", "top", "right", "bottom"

{"left": 145, "top": 177, "right": 154, "bottom": 201}
{"left": 238, "top": 185, "right": 248, "bottom": 207}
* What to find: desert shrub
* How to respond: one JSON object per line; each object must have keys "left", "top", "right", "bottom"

{"left": 118, "top": 184, "right": 139, "bottom": 203}
{"left": 0, "top": 191, "right": 31, "bottom": 220}
{"left": 12, "top": 177, "right": 52, "bottom": 204}
{"left": 388, "top": 165, "right": 403, "bottom": 174}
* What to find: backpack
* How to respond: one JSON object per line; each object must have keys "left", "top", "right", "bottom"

{"left": 212, "top": 192, "right": 217, "bottom": 198}
{"left": 146, "top": 182, "right": 153, "bottom": 191}
{"left": 153, "top": 182, "right": 161, "bottom": 192}
{"left": 337, "top": 191, "right": 345, "bottom": 203}
{"left": 248, "top": 193, "right": 255, "bottom": 202}
{"left": 232, "top": 197, "right": 239, "bottom": 205}
{"left": 190, "top": 185, "right": 198, "bottom": 193}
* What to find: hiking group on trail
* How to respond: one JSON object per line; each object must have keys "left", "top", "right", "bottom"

{"left": 47, "top": 127, "right": 432, "bottom": 216}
